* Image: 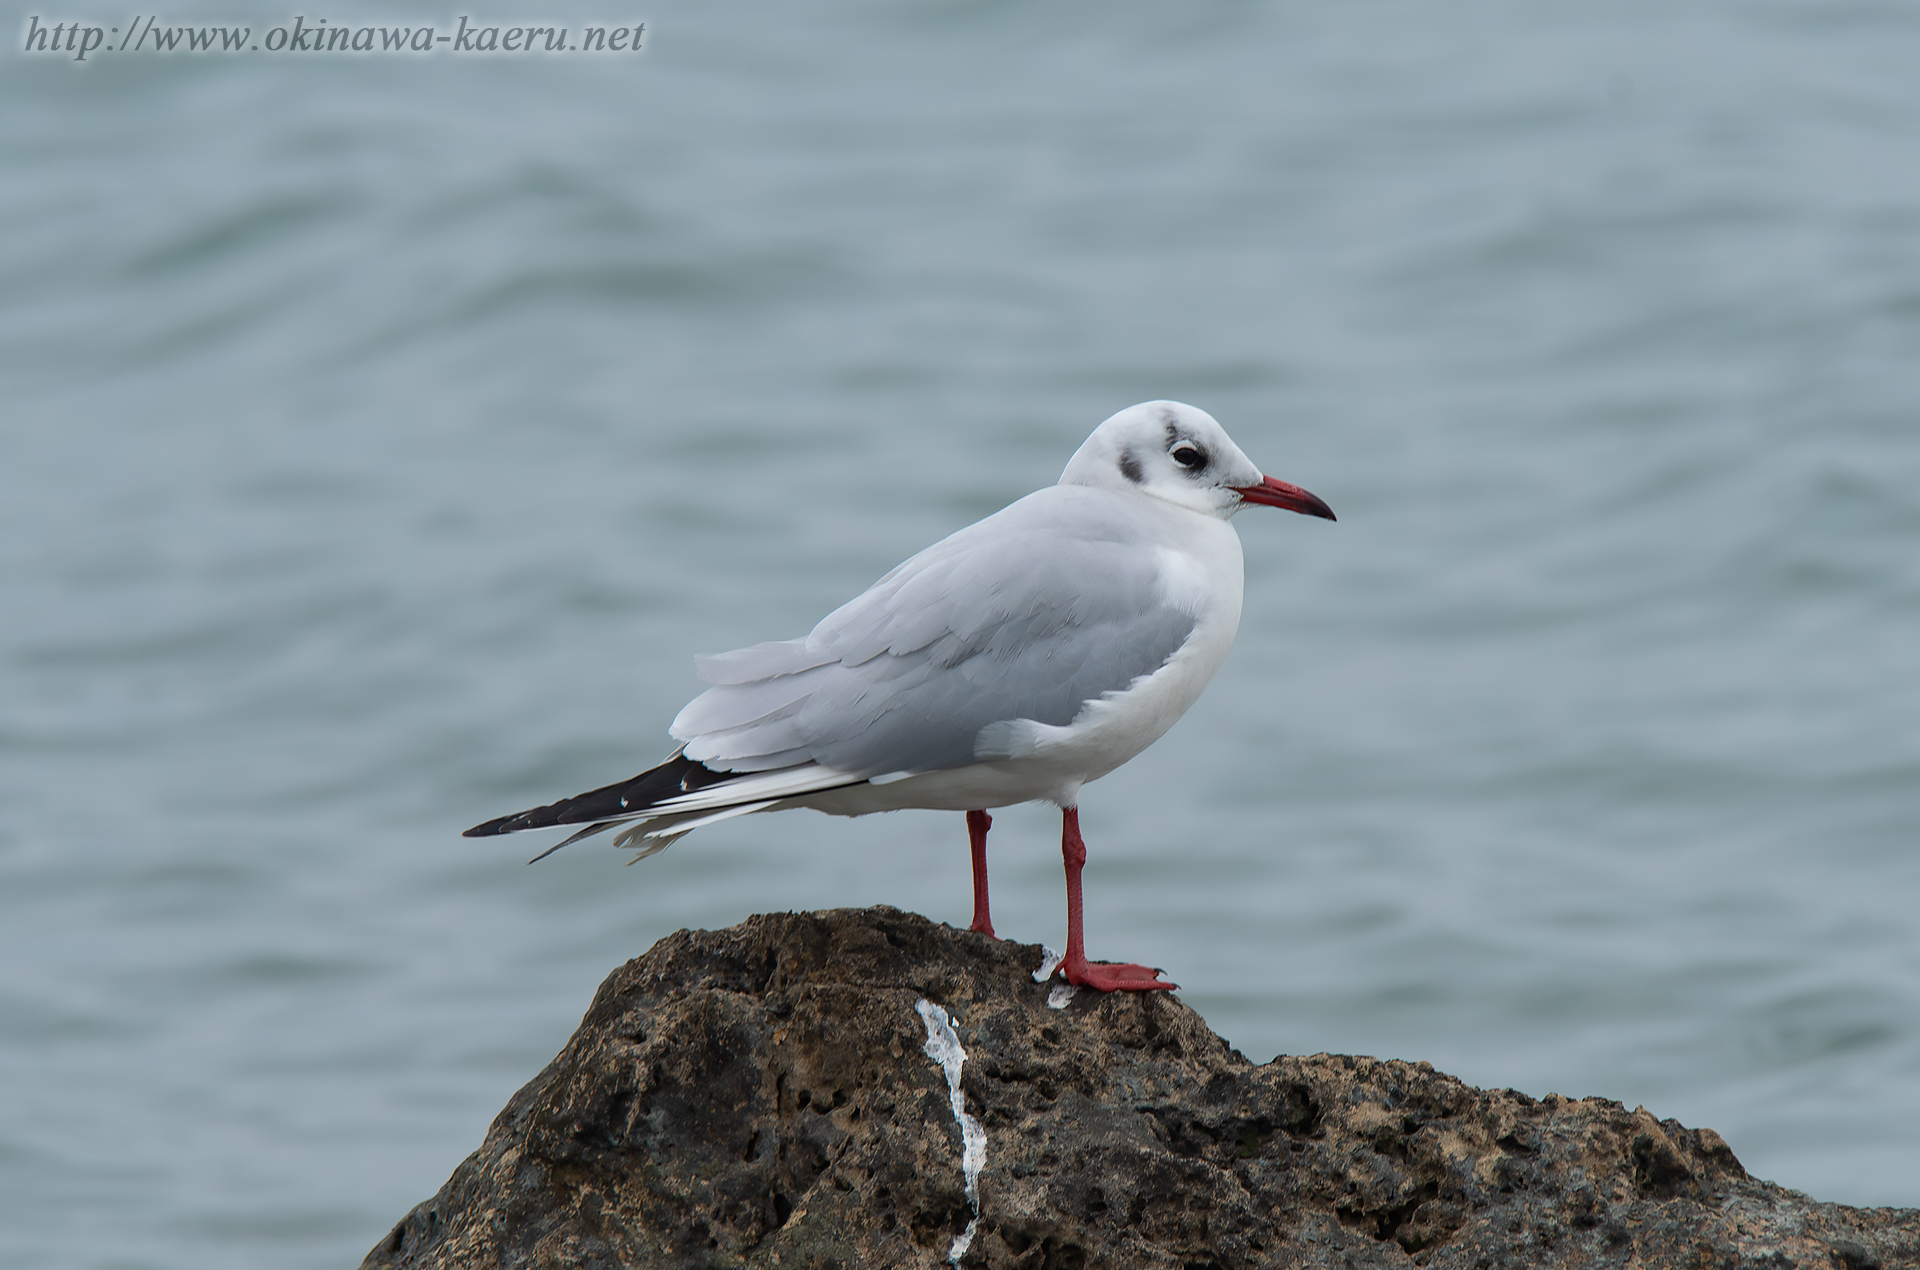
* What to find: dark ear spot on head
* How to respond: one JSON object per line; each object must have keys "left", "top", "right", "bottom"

{"left": 1118, "top": 448, "right": 1144, "bottom": 483}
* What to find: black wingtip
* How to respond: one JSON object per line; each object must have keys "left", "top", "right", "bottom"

{"left": 464, "top": 806, "right": 542, "bottom": 836}
{"left": 463, "top": 753, "right": 740, "bottom": 841}
{"left": 462, "top": 803, "right": 578, "bottom": 839}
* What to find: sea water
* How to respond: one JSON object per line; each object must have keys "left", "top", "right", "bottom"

{"left": 4, "top": 3, "right": 1919, "bottom": 1266}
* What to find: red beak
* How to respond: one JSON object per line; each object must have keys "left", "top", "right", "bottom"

{"left": 1233, "top": 475, "right": 1336, "bottom": 521}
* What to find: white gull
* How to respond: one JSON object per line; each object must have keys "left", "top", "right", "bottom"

{"left": 466, "top": 400, "right": 1334, "bottom": 992}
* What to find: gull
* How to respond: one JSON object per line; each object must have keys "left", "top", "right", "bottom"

{"left": 466, "top": 401, "right": 1334, "bottom": 991}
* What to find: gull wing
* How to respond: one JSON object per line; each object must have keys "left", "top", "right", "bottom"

{"left": 671, "top": 485, "right": 1199, "bottom": 777}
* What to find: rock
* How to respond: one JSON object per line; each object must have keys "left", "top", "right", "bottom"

{"left": 363, "top": 907, "right": 1920, "bottom": 1269}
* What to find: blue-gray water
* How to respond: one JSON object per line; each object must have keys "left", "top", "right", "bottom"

{"left": 5, "top": 2, "right": 1919, "bottom": 1265}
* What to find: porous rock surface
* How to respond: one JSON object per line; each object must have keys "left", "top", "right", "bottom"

{"left": 365, "top": 907, "right": 1920, "bottom": 1269}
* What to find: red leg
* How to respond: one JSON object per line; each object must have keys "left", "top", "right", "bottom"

{"left": 966, "top": 809, "right": 995, "bottom": 937}
{"left": 1059, "top": 807, "right": 1175, "bottom": 992}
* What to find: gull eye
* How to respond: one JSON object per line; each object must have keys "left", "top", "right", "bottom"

{"left": 1170, "top": 442, "right": 1207, "bottom": 471}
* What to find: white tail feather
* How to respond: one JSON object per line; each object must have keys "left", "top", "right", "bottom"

{"left": 614, "top": 799, "right": 781, "bottom": 849}
{"left": 647, "top": 764, "right": 863, "bottom": 815}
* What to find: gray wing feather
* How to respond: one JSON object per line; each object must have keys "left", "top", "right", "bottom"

{"left": 671, "top": 487, "right": 1198, "bottom": 777}
{"left": 694, "top": 639, "right": 835, "bottom": 684}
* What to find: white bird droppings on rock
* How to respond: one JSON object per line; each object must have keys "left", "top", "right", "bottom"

{"left": 915, "top": 998, "right": 985, "bottom": 1265}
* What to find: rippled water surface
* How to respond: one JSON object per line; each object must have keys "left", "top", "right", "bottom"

{"left": 5, "top": 3, "right": 1920, "bottom": 1265}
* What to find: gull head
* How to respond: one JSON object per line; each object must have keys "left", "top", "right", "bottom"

{"left": 1060, "top": 400, "right": 1335, "bottom": 522}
